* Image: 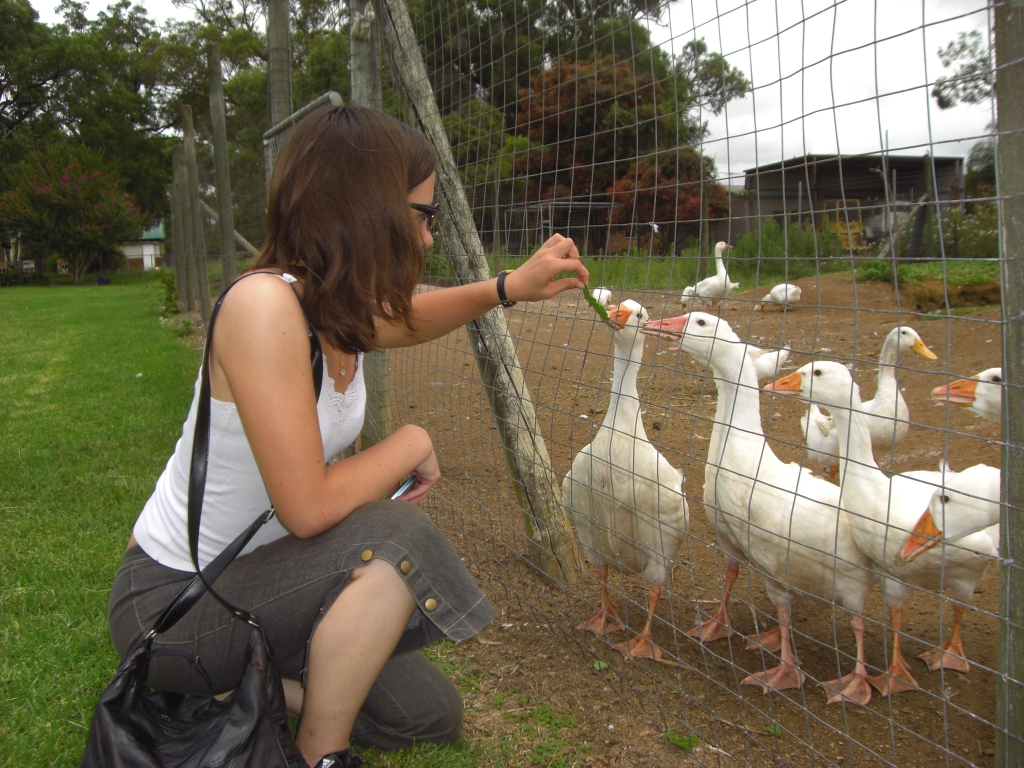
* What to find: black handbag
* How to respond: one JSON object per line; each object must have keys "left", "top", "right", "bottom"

{"left": 81, "top": 273, "right": 324, "bottom": 768}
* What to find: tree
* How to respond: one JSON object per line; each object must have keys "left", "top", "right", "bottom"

{"left": 0, "top": 146, "right": 143, "bottom": 284}
{"left": 409, "top": 0, "right": 671, "bottom": 125}
{"left": 932, "top": 30, "right": 992, "bottom": 110}
{"left": 513, "top": 50, "right": 743, "bottom": 238}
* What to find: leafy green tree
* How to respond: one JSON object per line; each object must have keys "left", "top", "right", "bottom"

{"left": 932, "top": 30, "right": 992, "bottom": 110}
{"left": 0, "top": 145, "right": 143, "bottom": 283}
{"left": 513, "top": 49, "right": 746, "bottom": 236}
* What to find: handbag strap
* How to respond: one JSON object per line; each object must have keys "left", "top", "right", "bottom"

{"left": 148, "top": 271, "right": 323, "bottom": 637}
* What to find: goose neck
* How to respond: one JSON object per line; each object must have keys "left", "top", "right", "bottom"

{"left": 826, "top": 392, "right": 881, "bottom": 483}
{"left": 709, "top": 343, "right": 764, "bottom": 434}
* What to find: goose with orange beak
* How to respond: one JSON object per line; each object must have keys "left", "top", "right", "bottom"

{"left": 645, "top": 313, "right": 877, "bottom": 704}
{"left": 931, "top": 367, "right": 1002, "bottom": 422}
{"left": 563, "top": 299, "right": 689, "bottom": 661}
{"left": 898, "top": 463, "right": 999, "bottom": 673}
{"left": 768, "top": 362, "right": 997, "bottom": 688}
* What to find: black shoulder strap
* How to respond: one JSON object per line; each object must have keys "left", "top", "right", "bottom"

{"left": 150, "top": 271, "right": 323, "bottom": 637}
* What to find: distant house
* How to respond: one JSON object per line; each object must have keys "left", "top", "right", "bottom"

{"left": 122, "top": 221, "right": 165, "bottom": 271}
{"left": 733, "top": 153, "right": 964, "bottom": 245}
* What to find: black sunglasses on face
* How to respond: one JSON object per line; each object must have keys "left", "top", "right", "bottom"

{"left": 410, "top": 202, "right": 438, "bottom": 230}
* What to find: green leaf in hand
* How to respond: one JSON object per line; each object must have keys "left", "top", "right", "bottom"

{"left": 582, "top": 285, "right": 610, "bottom": 322}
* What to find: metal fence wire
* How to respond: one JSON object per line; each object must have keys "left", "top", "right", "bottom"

{"left": 195, "top": 0, "right": 1023, "bottom": 763}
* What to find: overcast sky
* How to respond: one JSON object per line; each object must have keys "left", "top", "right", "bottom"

{"left": 34, "top": 0, "right": 993, "bottom": 181}
{"left": 648, "top": 0, "right": 993, "bottom": 180}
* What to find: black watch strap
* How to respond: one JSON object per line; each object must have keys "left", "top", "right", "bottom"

{"left": 496, "top": 269, "right": 517, "bottom": 308}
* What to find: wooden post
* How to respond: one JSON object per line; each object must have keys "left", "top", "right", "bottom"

{"left": 182, "top": 105, "right": 212, "bottom": 322}
{"left": 208, "top": 42, "right": 237, "bottom": 284}
{"left": 350, "top": 0, "right": 392, "bottom": 448}
{"left": 267, "top": 0, "right": 292, "bottom": 127}
{"left": 170, "top": 146, "right": 191, "bottom": 311}
{"left": 172, "top": 146, "right": 198, "bottom": 312}
{"left": 996, "top": 2, "right": 1024, "bottom": 764}
{"left": 380, "top": 0, "right": 582, "bottom": 586}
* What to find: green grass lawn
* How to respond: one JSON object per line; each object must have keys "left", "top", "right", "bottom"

{"left": 0, "top": 277, "right": 589, "bottom": 767}
{"left": 0, "top": 278, "right": 201, "bottom": 764}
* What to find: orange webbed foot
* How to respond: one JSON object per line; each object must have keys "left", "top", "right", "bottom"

{"left": 821, "top": 673, "right": 872, "bottom": 706}
{"left": 745, "top": 626, "right": 782, "bottom": 653}
{"left": 576, "top": 611, "right": 625, "bottom": 636}
{"left": 614, "top": 635, "right": 663, "bottom": 661}
{"left": 687, "top": 616, "right": 734, "bottom": 643}
{"left": 742, "top": 663, "right": 805, "bottom": 694}
{"left": 868, "top": 656, "right": 920, "bottom": 697}
{"left": 918, "top": 641, "right": 971, "bottom": 674}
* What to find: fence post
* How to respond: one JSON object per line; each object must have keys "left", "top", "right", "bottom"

{"left": 172, "top": 145, "right": 197, "bottom": 312}
{"left": 208, "top": 42, "right": 237, "bottom": 284}
{"left": 380, "top": 0, "right": 582, "bottom": 586}
{"left": 182, "top": 105, "right": 212, "bottom": 322}
{"left": 170, "top": 146, "right": 191, "bottom": 311}
{"left": 996, "top": 2, "right": 1024, "bottom": 764}
{"left": 267, "top": 0, "right": 292, "bottom": 127}
{"left": 350, "top": 0, "right": 392, "bottom": 448}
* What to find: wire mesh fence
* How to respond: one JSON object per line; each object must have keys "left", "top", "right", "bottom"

{"left": 177, "top": 0, "right": 1021, "bottom": 763}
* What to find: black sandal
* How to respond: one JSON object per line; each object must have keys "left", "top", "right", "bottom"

{"left": 316, "top": 749, "right": 362, "bottom": 768}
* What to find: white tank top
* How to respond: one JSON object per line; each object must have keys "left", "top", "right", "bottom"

{"left": 133, "top": 294, "right": 366, "bottom": 572}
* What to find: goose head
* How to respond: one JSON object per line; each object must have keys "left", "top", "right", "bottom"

{"left": 713, "top": 241, "right": 733, "bottom": 259}
{"left": 641, "top": 311, "right": 741, "bottom": 361}
{"left": 884, "top": 326, "right": 938, "bottom": 362}
{"left": 765, "top": 360, "right": 862, "bottom": 412}
{"left": 604, "top": 299, "right": 650, "bottom": 341}
{"left": 901, "top": 463, "right": 1000, "bottom": 561}
{"left": 931, "top": 367, "right": 1002, "bottom": 421}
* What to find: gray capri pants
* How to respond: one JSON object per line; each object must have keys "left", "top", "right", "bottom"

{"left": 108, "top": 500, "right": 496, "bottom": 750}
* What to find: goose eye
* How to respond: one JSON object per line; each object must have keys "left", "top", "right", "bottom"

{"left": 942, "top": 495, "right": 950, "bottom": 504}
{"left": 993, "top": 376, "right": 1002, "bottom": 383}
{"left": 697, "top": 319, "right": 706, "bottom": 327}
{"left": 813, "top": 369, "right": 822, "bottom": 376}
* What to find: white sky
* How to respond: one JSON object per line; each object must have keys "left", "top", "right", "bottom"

{"left": 648, "top": 0, "right": 993, "bottom": 179}
{"left": 33, "top": 0, "right": 187, "bottom": 26}
{"left": 34, "top": 0, "right": 993, "bottom": 181}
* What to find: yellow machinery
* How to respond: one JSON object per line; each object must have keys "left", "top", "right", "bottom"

{"left": 819, "top": 199, "right": 866, "bottom": 250}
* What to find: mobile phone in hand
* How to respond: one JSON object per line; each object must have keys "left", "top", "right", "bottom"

{"left": 390, "top": 475, "right": 416, "bottom": 499}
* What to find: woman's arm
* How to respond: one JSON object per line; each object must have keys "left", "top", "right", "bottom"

{"left": 374, "top": 233, "right": 590, "bottom": 348}
{"left": 209, "top": 275, "right": 439, "bottom": 539}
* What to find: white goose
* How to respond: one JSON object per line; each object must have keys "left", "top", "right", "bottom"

{"left": 768, "top": 362, "right": 997, "bottom": 693}
{"left": 644, "top": 313, "right": 877, "bottom": 704}
{"left": 747, "top": 344, "right": 791, "bottom": 386}
{"left": 563, "top": 300, "right": 689, "bottom": 661}
{"left": 902, "top": 464, "right": 1000, "bottom": 562}
{"left": 798, "top": 326, "right": 936, "bottom": 480}
{"left": 755, "top": 283, "right": 802, "bottom": 311}
{"left": 900, "top": 464, "right": 999, "bottom": 673}
{"left": 931, "top": 367, "right": 1003, "bottom": 422}
{"left": 861, "top": 326, "right": 938, "bottom": 453}
{"left": 802, "top": 405, "right": 840, "bottom": 483}
{"left": 681, "top": 242, "right": 739, "bottom": 313}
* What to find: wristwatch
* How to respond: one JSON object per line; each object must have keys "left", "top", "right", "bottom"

{"left": 496, "top": 269, "right": 517, "bottom": 308}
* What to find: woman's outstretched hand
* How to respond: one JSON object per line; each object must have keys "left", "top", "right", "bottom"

{"left": 502, "top": 234, "right": 589, "bottom": 303}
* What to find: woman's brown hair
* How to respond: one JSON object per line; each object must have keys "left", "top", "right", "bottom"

{"left": 252, "top": 106, "right": 436, "bottom": 353}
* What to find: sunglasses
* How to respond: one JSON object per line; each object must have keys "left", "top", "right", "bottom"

{"left": 409, "top": 202, "right": 438, "bottom": 231}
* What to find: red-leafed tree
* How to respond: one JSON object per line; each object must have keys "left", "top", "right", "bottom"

{"left": 515, "top": 47, "right": 745, "bottom": 245}
{"left": 0, "top": 145, "right": 143, "bottom": 283}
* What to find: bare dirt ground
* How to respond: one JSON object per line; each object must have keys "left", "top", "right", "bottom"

{"left": 394, "top": 271, "right": 1004, "bottom": 767}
